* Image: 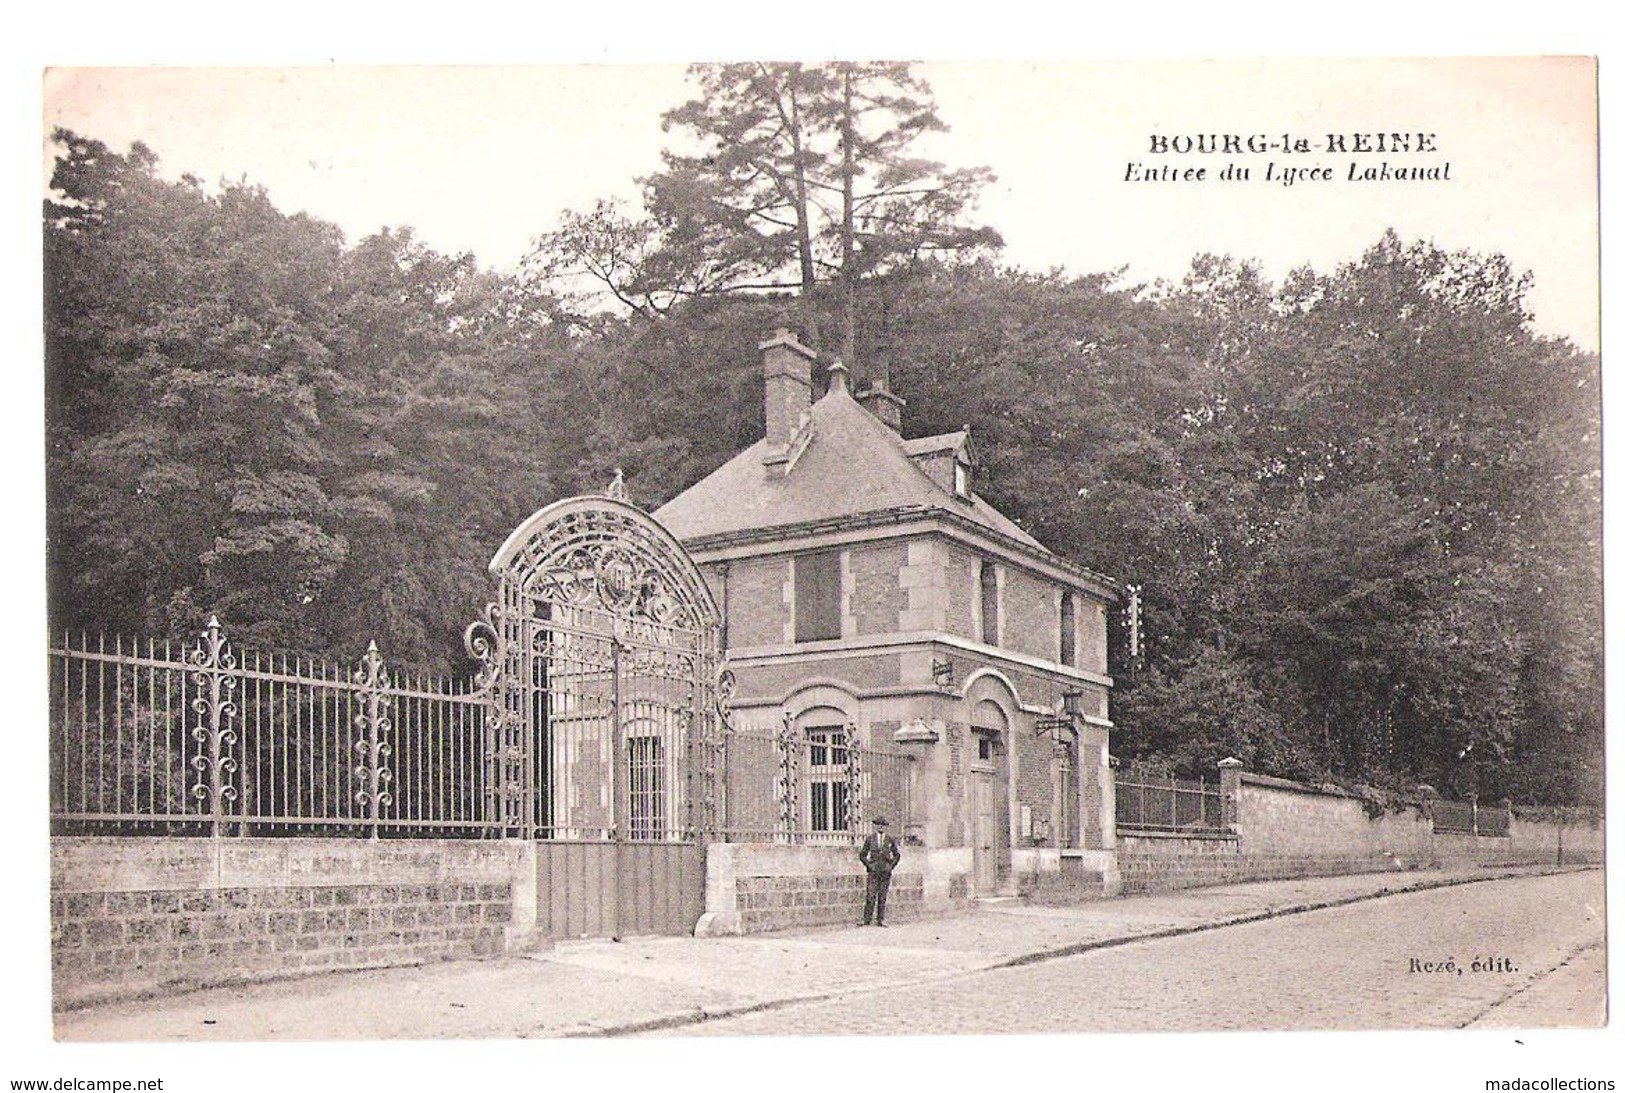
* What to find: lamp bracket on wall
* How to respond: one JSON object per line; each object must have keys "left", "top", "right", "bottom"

{"left": 1035, "top": 689, "right": 1086, "bottom": 736}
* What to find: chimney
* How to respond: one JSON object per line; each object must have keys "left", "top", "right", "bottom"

{"left": 826, "top": 359, "right": 851, "bottom": 396}
{"left": 857, "top": 353, "right": 905, "bottom": 432}
{"left": 759, "top": 327, "right": 817, "bottom": 472}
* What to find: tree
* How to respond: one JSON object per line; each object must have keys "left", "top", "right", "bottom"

{"left": 529, "top": 62, "right": 1001, "bottom": 366}
{"left": 46, "top": 126, "right": 1600, "bottom": 801}
{"left": 44, "top": 131, "right": 573, "bottom": 672}
{"left": 46, "top": 131, "right": 357, "bottom": 644}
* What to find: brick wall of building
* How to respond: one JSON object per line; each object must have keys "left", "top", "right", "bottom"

{"left": 1080, "top": 599, "right": 1109, "bottom": 673}
{"left": 1001, "top": 565, "right": 1059, "bottom": 662}
{"left": 945, "top": 722, "right": 966, "bottom": 847}
{"left": 850, "top": 542, "right": 908, "bottom": 636}
{"left": 563, "top": 736, "right": 611, "bottom": 831}
{"left": 944, "top": 547, "right": 976, "bottom": 639}
{"left": 937, "top": 652, "right": 1106, "bottom": 715}
{"left": 730, "top": 651, "right": 903, "bottom": 701}
{"left": 51, "top": 838, "right": 526, "bottom": 1008}
{"left": 1079, "top": 738, "right": 1105, "bottom": 849}
{"left": 723, "top": 556, "right": 789, "bottom": 647}
{"left": 1014, "top": 730, "right": 1053, "bottom": 843}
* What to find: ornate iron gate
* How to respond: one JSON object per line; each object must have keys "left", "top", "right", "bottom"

{"left": 464, "top": 497, "right": 726, "bottom": 937}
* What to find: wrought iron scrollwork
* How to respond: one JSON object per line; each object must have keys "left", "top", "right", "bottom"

{"left": 462, "top": 601, "right": 506, "bottom": 695}
{"left": 352, "top": 640, "right": 395, "bottom": 836}
{"left": 468, "top": 498, "right": 726, "bottom": 841}
{"left": 775, "top": 710, "right": 800, "bottom": 841}
{"left": 714, "top": 667, "right": 738, "bottom": 728}
{"left": 187, "top": 615, "right": 239, "bottom": 835}
{"left": 845, "top": 721, "right": 864, "bottom": 834}
{"left": 506, "top": 506, "right": 715, "bottom": 630}
{"left": 693, "top": 662, "right": 734, "bottom": 836}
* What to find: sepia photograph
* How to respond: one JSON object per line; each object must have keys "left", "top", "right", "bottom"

{"left": 9, "top": 11, "right": 1613, "bottom": 1093}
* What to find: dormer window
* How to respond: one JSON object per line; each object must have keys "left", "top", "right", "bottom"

{"left": 903, "top": 428, "right": 976, "bottom": 500}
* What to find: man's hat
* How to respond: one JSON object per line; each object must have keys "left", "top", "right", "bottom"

{"left": 872, "top": 816, "right": 889, "bottom": 826}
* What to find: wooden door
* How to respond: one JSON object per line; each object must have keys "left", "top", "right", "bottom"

{"left": 972, "top": 770, "right": 997, "bottom": 894}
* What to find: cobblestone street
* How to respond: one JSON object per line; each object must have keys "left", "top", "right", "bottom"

{"left": 655, "top": 870, "right": 1606, "bottom": 1035}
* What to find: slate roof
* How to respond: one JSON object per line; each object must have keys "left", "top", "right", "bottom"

{"left": 900, "top": 430, "right": 969, "bottom": 459}
{"left": 655, "top": 382, "right": 1046, "bottom": 551}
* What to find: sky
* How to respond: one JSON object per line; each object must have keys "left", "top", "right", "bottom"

{"left": 41, "top": 57, "right": 1599, "bottom": 349}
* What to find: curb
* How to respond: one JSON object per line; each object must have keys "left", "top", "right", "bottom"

{"left": 564, "top": 864, "right": 1596, "bottom": 1038}
{"left": 994, "top": 864, "right": 1589, "bottom": 970}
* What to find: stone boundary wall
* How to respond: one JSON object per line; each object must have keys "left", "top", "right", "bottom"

{"left": 1116, "top": 832, "right": 1400, "bottom": 894}
{"left": 1021, "top": 848, "right": 1120, "bottom": 903}
{"left": 1117, "top": 774, "right": 1604, "bottom": 896}
{"left": 697, "top": 843, "right": 970, "bottom": 935}
{"left": 51, "top": 837, "right": 535, "bottom": 1009}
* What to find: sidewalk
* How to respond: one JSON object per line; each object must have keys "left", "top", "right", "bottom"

{"left": 54, "top": 864, "right": 1582, "bottom": 1041}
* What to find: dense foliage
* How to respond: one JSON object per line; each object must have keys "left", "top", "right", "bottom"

{"left": 44, "top": 99, "right": 1601, "bottom": 806}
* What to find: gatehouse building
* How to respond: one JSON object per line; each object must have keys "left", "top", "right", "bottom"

{"left": 656, "top": 329, "right": 1123, "bottom": 916}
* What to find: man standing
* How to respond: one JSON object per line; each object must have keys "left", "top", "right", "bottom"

{"left": 859, "top": 816, "right": 902, "bottom": 926}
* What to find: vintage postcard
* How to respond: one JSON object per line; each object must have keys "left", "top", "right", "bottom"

{"left": 19, "top": 41, "right": 1609, "bottom": 1093}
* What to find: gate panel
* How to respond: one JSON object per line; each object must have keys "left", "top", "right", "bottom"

{"left": 618, "top": 842, "right": 704, "bottom": 936}
{"left": 469, "top": 497, "right": 726, "bottom": 938}
{"left": 534, "top": 841, "right": 704, "bottom": 937}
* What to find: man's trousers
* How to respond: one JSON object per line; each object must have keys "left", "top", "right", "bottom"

{"left": 863, "top": 868, "right": 892, "bottom": 925}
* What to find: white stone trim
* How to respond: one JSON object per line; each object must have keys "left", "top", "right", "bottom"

{"left": 840, "top": 548, "right": 855, "bottom": 639}
{"left": 780, "top": 555, "right": 795, "bottom": 644}
{"left": 726, "top": 630, "right": 1114, "bottom": 688}
{"left": 685, "top": 517, "right": 1118, "bottom": 601}
{"left": 993, "top": 561, "right": 1006, "bottom": 647}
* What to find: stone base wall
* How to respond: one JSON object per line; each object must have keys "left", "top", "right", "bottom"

{"left": 697, "top": 842, "right": 967, "bottom": 935}
{"left": 51, "top": 837, "right": 534, "bottom": 1009}
{"left": 735, "top": 871, "right": 925, "bottom": 931}
{"left": 1117, "top": 833, "right": 1399, "bottom": 894}
{"left": 1433, "top": 826, "right": 1603, "bottom": 868}
{"left": 1021, "top": 850, "right": 1118, "bottom": 903}
{"left": 1114, "top": 775, "right": 1605, "bottom": 897}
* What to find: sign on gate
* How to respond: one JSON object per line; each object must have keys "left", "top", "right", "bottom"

{"left": 463, "top": 496, "right": 726, "bottom": 937}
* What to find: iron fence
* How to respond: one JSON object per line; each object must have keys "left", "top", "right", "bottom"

{"left": 717, "top": 721, "right": 913, "bottom": 844}
{"left": 1432, "top": 799, "right": 1510, "bottom": 837}
{"left": 49, "top": 620, "right": 914, "bottom": 844}
{"left": 49, "top": 619, "right": 492, "bottom": 837}
{"left": 1476, "top": 804, "right": 1511, "bottom": 837}
{"left": 1431, "top": 799, "right": 1474, "bottom": 832}
{"left": 1114, "top": 767, "right": 1225, "bottom": 834}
